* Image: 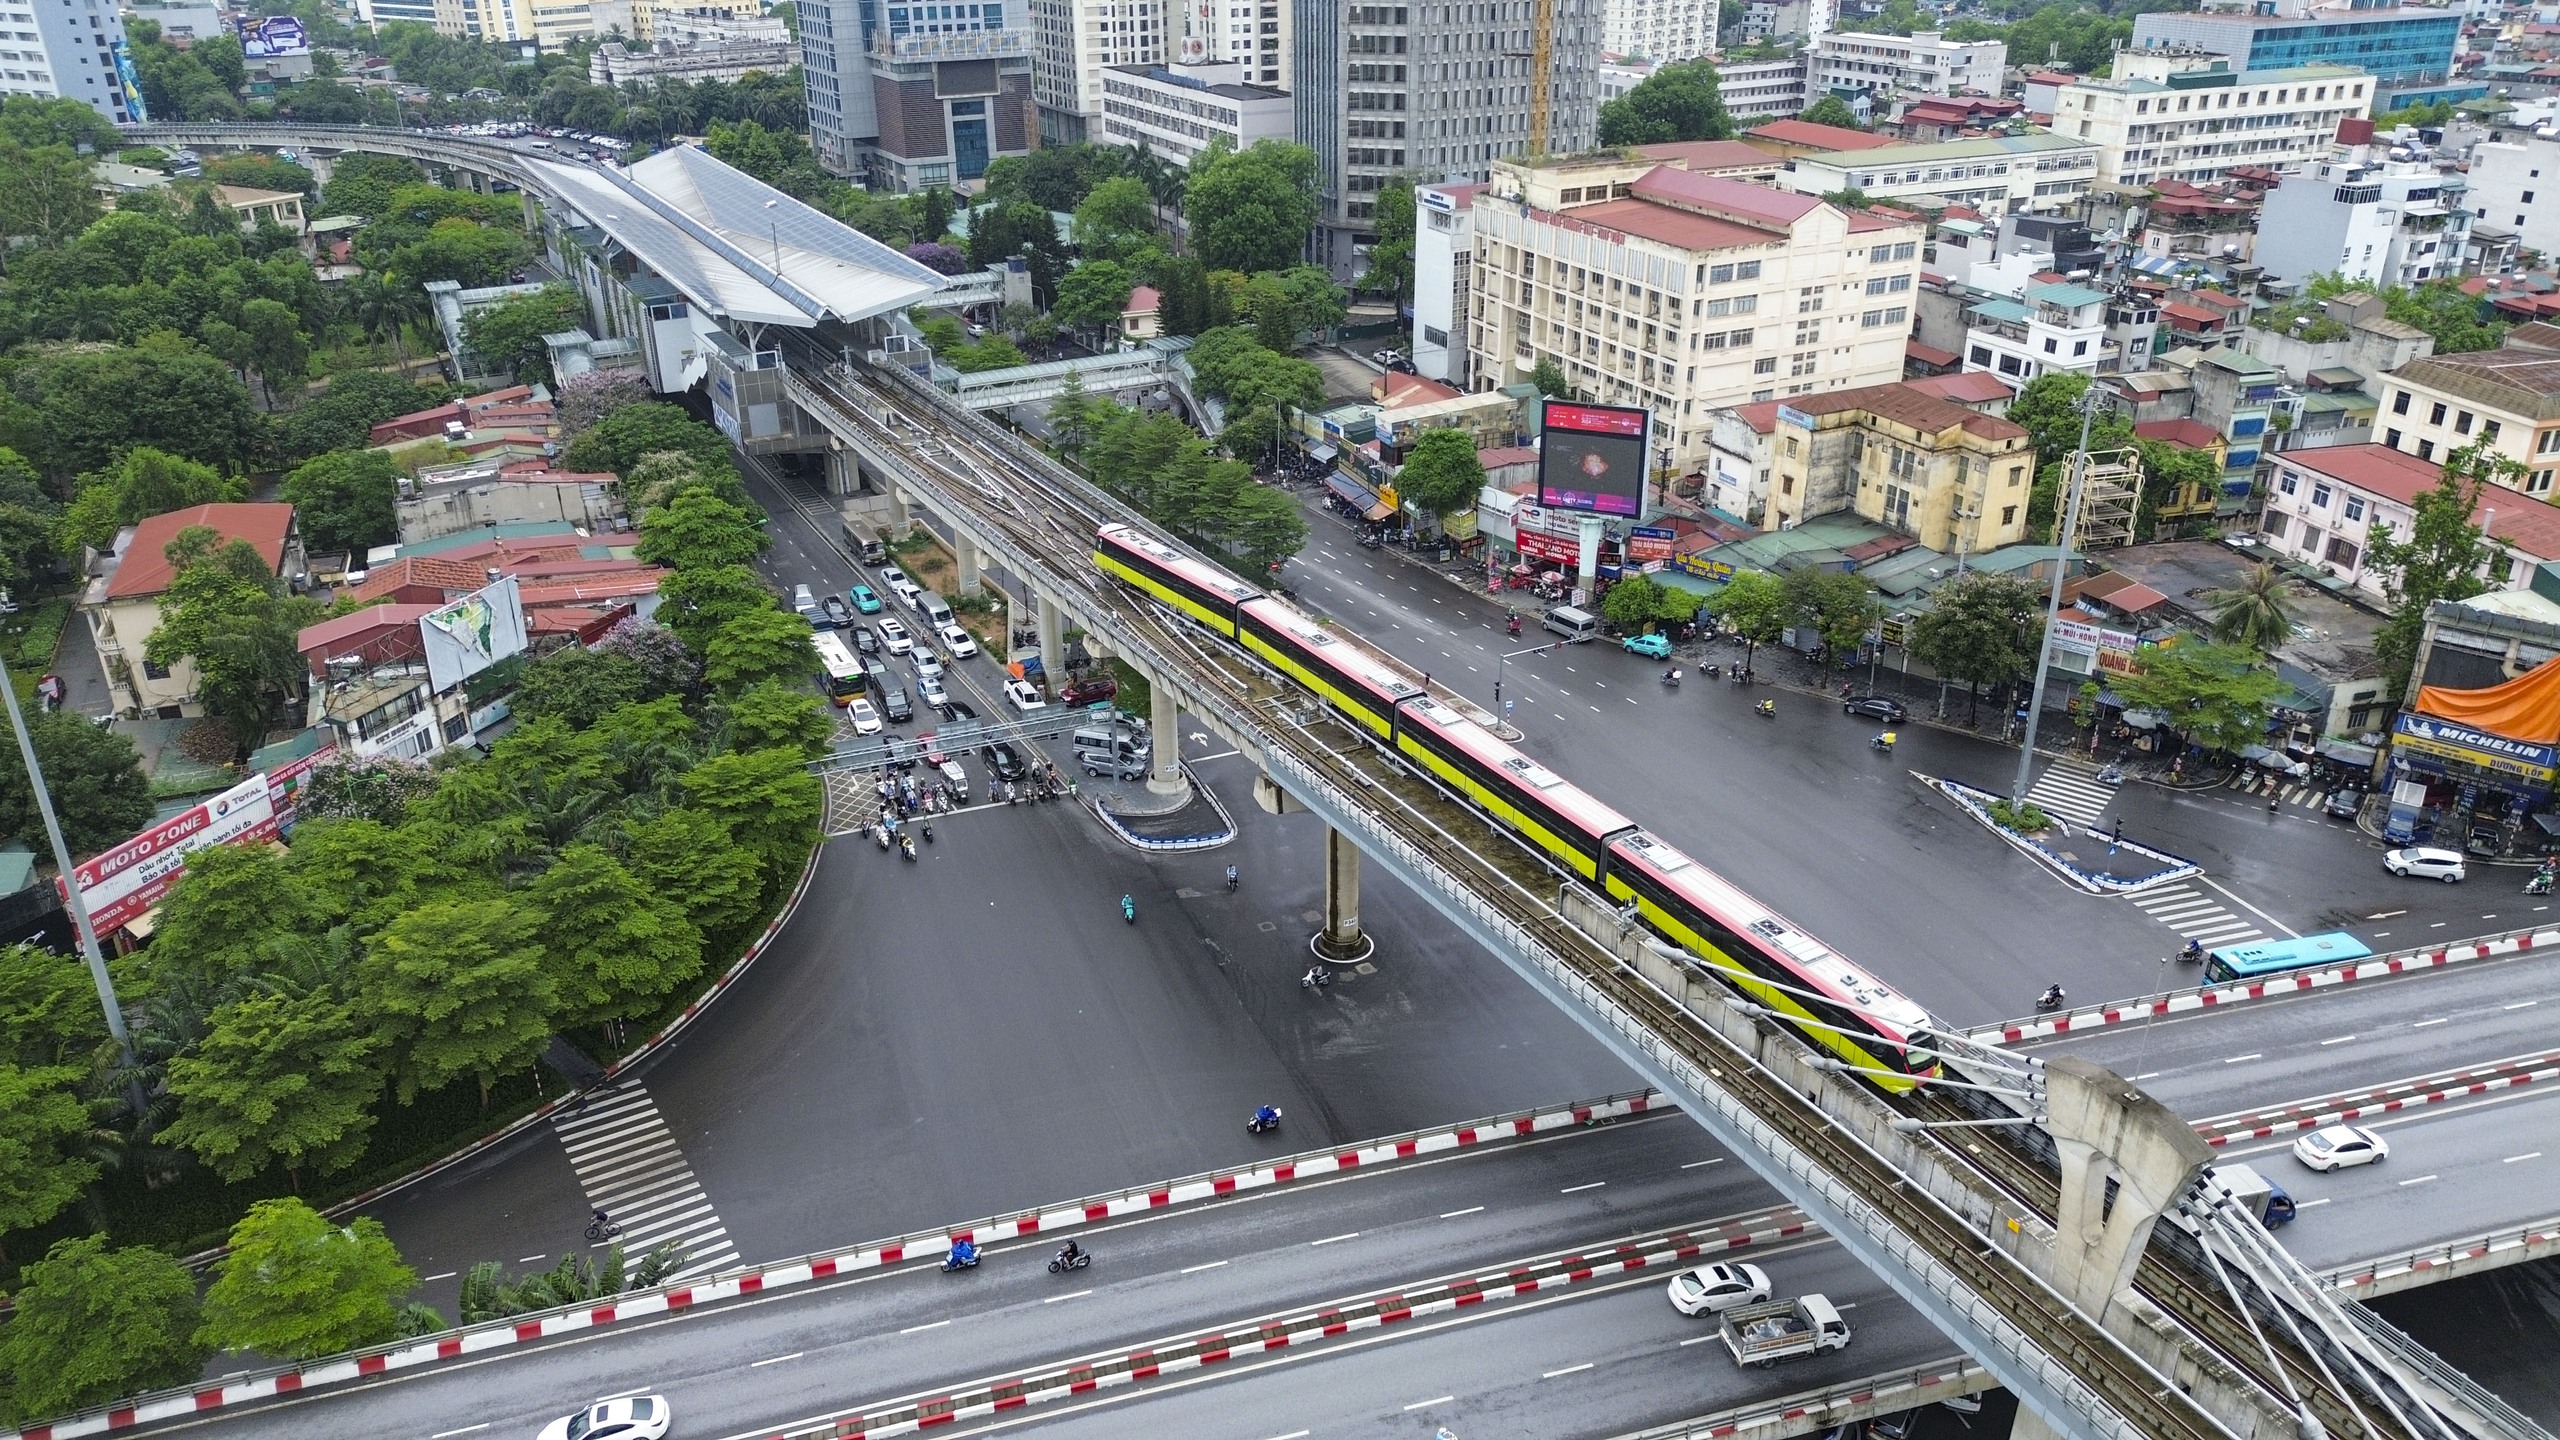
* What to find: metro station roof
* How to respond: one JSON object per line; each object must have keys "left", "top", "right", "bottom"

{"left": 528, "top": 146, "right": 947, "bottom": 328}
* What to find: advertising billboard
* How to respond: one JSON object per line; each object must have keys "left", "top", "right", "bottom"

{"left": 61, "top": 774, "right": 279, "bottom": 933}
{"left": 238, "top": 15, "right": 311, "bottom": 57}
{"left": 1538, "top": 401, "right": 1649, "bottom": 518}
{"left": 421, "top": 575, "right": 530, "bottom": 693}
{"left": 111, "top": 39, "right": 147, "bottom": 121}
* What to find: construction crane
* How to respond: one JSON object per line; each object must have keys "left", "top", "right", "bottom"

{"left": 1509, "top": 0, "right": 1558, "bottom": 155}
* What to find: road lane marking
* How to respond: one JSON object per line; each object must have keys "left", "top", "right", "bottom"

{"left": 2413, "top": 1017, "right": 2451, "bottom": 1028}
{"left": 1312, "top": 1232, "right": 1360, "bottom": 1245}
{"left": 1182, "top": 1260, "right": 1230, "bottom": 1273}
{"left": 2508, "top": 1000, "right": 2540, "bottom": 1010}
{"left": 1440, "top": 1206, "right": 1485, "bottom": 1219}
{"left": 1263, "top": 1432, "right": 1311, "bottom": 1440}
{"left": 2397, "top": 1175, "right": 2439, "bottom": 1187}
{"left": 752, "top": 1353, "right": 804, "bottom": 1368}
{"left": 420, "top": 1271, "right": 457, "bottom": 1283}
{"left": 2505, "top": 1152, "right": 2544, "bottom": 1163}
{"left": 432, "top": 1427, "right": 491, "bottom": 1438}
{"left": 1679, "top": 1334, "right": 1719, "bottom": 1346}
{"left": 1543, "top": 1363, "right": 1594, "bottom": 1378}
{"left": 1561, "top": 1181, "right": 1607, "bottom": 1194}
{"left": 2224, "top": 1054, "right": 2263, "bottom": 1064}
{"left": 1405, "top": 1396, "right": 1456, "bottom": 1410}
{"left": 2320, "top": 1035, "right": 2357, "bottom": 1046}
{"left": 2133, "top": 1073, "right": 2161, "bottom": 1081}
{"left": 2200, "top": 876, "right": 2298, "bottom": 938}
{"left": 1043, "top": 1290, "right": 1092, "bottom": 1304}
{"left": 2297, "top": 1197, "right": 2331, "bottom": 1208}
{"left": 901, "top": 1320, "right": 951, "bottom": 1334}
{"left": 517, "top": 1253, "right": 549, "bottom": 1263}
{"left": 594, "top": 1388, "right": 655, "bottom": 1402}
{"left": 1680, "top": 1159, "right": 1725, "bottom": 1169}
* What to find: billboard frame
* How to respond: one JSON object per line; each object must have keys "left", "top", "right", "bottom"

{"left": 1538, "top": 400, "right": 1650, "bottom": 519}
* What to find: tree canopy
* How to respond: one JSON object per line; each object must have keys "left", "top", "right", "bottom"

{"left": 2111, "top": 641, "right": 2290, "bottom": 754}
{"left": 0, "top": 701, "right": 154, "bottom": 859}
{"left": 1907, "top": 572, "right": 2042, "bottom": 723}
{"left": 1183, "top": 141, "right": 1322, "bottom": 275}
{"left": 2368, "top": 440, "right": 2513, "bottom": 693}
{"left": 1396, "top": 428, "right": 1486, "bottom": 517}
{"left": 1598, "top": 60, "right": 1734, "bottom": 145}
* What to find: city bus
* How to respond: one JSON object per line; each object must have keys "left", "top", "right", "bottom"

{"left": 2204, "top": 932, "right": 2373, "bottom": 985}
{"left": 812, "top": 630, "right": 864, "bottom": 706}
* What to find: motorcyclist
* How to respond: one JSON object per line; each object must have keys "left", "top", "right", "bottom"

{"left": 1756, "top": 699, "right": 1775, "bottom": 717}
{"left": 947, "top": 1238, "right": 978, "bottom": 1268}
{"left": 1507, "top": 615, "right": 1522, "bottom": 637}
{"left": 1121, "top": 893, "right": 1136, "bottom": 920}
{"left": 1663, "top": 667, "right": 1681, "bottom": 686}
{"left": 1874, "top": 730, "right": 1896, "bottom": 751}
{"left": 1058, "top": 1239, "right": 1084, "bottom": 1265}
{"left": 1252, "top": 1104, "right": 1282, "bottom": 1129}
{"left": 1226, "top": 864, "right": 1240, "bottom": 891}
{"left": 2180, "top": 938, "right": 2204, "bottom": 963}
{"left": 2039, "top": 983, "right": 2066, "bottom": 1009}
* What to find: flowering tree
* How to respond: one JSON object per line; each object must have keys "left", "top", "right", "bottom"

{"left": 905, "top": 241, "right": 971, "bottom": 275}
{"left": 556, "top": 370, "right": 652, "bottom": 439}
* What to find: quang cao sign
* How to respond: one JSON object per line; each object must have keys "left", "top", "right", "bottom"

{"left": 1626, "top": 525, "right": 1676, "bottom": 563}
{"left": 60, "top": 774, "right": 279, "bottom": 932}
{"left": 2393, "top": 711, "right": 2560, "bottom": 784}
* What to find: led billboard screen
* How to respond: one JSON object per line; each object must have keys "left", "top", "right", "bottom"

{"left": 1538, "top": 401, "right": 1649, "bottom": 517}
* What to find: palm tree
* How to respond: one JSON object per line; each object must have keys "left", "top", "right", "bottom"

{"left": 342, "top": 273, "right": 428, "bottom": 364}
{"left": 2205, "top": 563, "right": 2297, "bottom": 652}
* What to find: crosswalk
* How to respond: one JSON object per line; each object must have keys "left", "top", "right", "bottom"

{"left": 2226, "top": 773, "right": 2335, "bottom": 810}
{"left": 2023, "top": 761, "right": 2116, "bottom": 829}
{"left": 2127, "top": 880, "right": 2264, "bottom": 950}
{"left": 552, "top": 1082, "right": 740, "bottom": 1281}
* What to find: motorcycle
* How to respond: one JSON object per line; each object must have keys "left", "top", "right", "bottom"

{"left": 2096, "top": 763, "right": 2125, "bottom": 786}
{"left": 1047, "top": 1248, "right": 1091, "bottom": 1274}
{"left": 875, "top": 823, "right": 893, "bottom": 851}
{"left": 1755, "top": 700, "right": 1775, "bottom": 719}
{"left": 2035, "top": 987, "right": 2067, "bottom": 1013}
{"left": 2530, "top": 874, "right": 2554, "bottom": 897}
{"left": 1506, "top": 616, "right": 1522, "bottom": 638}
{"left": 1247, "top": 1106, "right": 1283, "bottom": 1134}
{"left": 942, "top": 1243, "right": 980, "bottom": 1272}
{"left": 1301, "top": 965, "right": 1332, "bottom": 990}
{"left": 1869, "top": 733, "right": 1895, "bottom": 752}
{"left": 921, "top": 823, "right": 935, "bottom": 844}
{"left": 1703, "top": 663, "right": 1719, "bottom": 680}
{"left": 899, "top": 834, "right": 918, "bottom": 861}
{"left": 1121, "top": 894, "right": 1137, "bottom": 924}
{"left": 2178, "top": 940, "right": 2205, "bottom": 965}
{"left": 1661, "top": 669, "right": 1681, "bottom": 689}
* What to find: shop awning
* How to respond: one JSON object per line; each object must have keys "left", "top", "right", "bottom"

{"left": 2535, "top": 812, "right": 2560, "bottom": 837}
{"left": 2318, "top": 740, "right": 2379, "bottom": 767}
{"left": 1363, "top": 501, "right": 1398, "bottom": 522}
{"left": 2415, "top": 654, "right": 2560, "bottom": 743}
{"left": 1325, "top": 475, "right": 1373, "bottom": 508}
{"left": 2120, "top": 709, "right": 2164, "bottom": 729}
{"left": 1307, "top": 444, "right": 1338, "bottom": 463}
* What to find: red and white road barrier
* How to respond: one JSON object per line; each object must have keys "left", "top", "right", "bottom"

{"left": 1969, "top": 925, "right": 2560, "bottom": 1045}
{"left": 775, "top": 1211, "right": 1816, "bottom": 1440}
{"left": 2193, "top": 1049, "right": 2560, "bottom": 1148}
{"left": 2320, "top": 1217, "right": 2560, "bottom": 1297}
{"left": 7, "top": 1089, "right": 1671, "bottom": 1439}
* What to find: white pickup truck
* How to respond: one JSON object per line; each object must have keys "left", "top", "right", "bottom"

{"left": 1719, "top": 1294, "right": 1853, "bottom": 1368}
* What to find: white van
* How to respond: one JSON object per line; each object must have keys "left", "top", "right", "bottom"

{"left": 921, "top": 592, "right": 955, "bottom": 628}
{"left": 1541, "top": 604, "right": 1600, "bottom": 643}
{"left": 791, "top": 584, "right": 821, "bottom": 624}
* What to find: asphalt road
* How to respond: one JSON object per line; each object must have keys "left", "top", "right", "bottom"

{"left": 169, "top": 1118, "right": 1957, "bottom": 1440}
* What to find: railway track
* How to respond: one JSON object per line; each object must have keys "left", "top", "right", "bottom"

{"left": 773, "top": 344, "right": 2414, "bottom": 1440}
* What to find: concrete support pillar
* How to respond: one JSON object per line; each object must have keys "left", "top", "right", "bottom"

{"left": 2043, "top": 1057, "right": 2213, "bottom": 1323}
{"left": 953, "top": 529, "right": 984, "bottom": 597}
{"left": 825, "top": 444, "right": 858, "bottom": 499}
{"left": 1314, "top": 826, "right": 1372, "bottom": 962}
{"left": 883, "top": 478, "right": 912, "bottom": 532}
{"left": 1146, "top": 678, "right": 1184, "bottom": 797}
{"left": 1036, "top": 589, "right": 1066, "bottom": 682}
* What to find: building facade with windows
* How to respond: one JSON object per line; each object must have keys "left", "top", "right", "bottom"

{"left": 1033, "top": 0, "right": 1167, "bottom": 143}
{"left": 1603, "top": 0, "right": 1715, "bottom": 65}
{"left": 1779, "top": 131, "right": 2101, "bottom": 214}
{"left": 1294, "top": 0, "right": 1601, "bottom": 278}
{"left": 2372, "top": 344, "right": 2560, "bottom": 498}
{"left": 1715, "top": 54, "right": 1809, "bottom": 118}
{"left": 0, "top": 0, "right": 144, "bottom": 125}
{"left": 1961, "top": 280, "right": 2111, "bottom": 389}
{"left": 1412, "top": 180, "right": 1485, "bottom": 387}
{"left": 2465, "top": 127, "right": 2560, "bottom": 267}
{"left": 2254, "top": 146, "right": 2470, "bottom": 289}
{"left": 1465, "top": 158, "right": 1925, "bottom": 477}
{"left": 2260, "top": 443, "right": 2560, "bottom": 602}
{"left": 1174, "top": 0, "right": 1283, "bottom": 85}
{"left": 1099, "top": 61, "right": 1291, "bottom": 165}
{"left": 800, "top": 0, "right": 1033, "bottom": 182}
{"left": 1806, "top": 30, "right": 2005, "bottom": 101}
{"left": 2049, "top": 53, "right": 2369, "bottom": 187}
{"left": 2126, "top": 6, "right": 2471, "bottom": 110}
{"left": 1708, "top": 381, "right": 2034, "bottom": 540}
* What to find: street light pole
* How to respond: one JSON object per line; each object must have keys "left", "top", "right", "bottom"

{"left": 1494, "top": 642, "right": 1554, "bottom": 718}
{"left": 0, "top": 652, "right": 135, "bottom": 1069}
{"left": 2010, "top": 387, "right": 2104, "bottom": 804}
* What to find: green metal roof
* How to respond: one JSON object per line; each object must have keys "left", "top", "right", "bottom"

{"left": 2027, "top": 282, "right": 2112, "bottom": 309}
{"left": 1968, "top": 298, "right": 2032, "bottom": 324}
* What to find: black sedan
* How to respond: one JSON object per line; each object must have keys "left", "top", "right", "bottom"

{"left": 1843, "top": 695, "right": 1908, "bottom": 723}
{"left": 819, "top": 594, "right": 853, "bottom": 628}
{"left": 981, "top": 741, "right": 1028, "bottom": 781}
{"left": 850, "top": 625, "right": 881, "bottom": 656}
{"left": 2323, "top": 788, "right": 2366, "bottom": 819}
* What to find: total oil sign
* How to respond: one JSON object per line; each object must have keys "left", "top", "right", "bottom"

{"left": 59, "top": 774, "right": 279, "bottom": 933}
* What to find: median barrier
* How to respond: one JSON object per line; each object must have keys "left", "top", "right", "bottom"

{"left": 4, "top": 1087, "right": 1668, "bottom": 1439}
{"left": 1610, "top": 1358, "right": 1994, "bottom": 1440}
{"left": 2319, "top": 1217, "right": 2560, "bottom": 1299}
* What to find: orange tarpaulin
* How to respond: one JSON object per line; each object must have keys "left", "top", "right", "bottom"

{"left": 2415, "top": 654, "right": 2560, "bottom": 744}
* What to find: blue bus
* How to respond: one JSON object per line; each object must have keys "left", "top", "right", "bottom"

{"left": 2204, "top": 932, "right": 2374, "bottom": 984}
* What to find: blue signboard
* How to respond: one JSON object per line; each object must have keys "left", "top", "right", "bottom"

{"left": 112, "top": 39, "right": 147, "bottom": 121}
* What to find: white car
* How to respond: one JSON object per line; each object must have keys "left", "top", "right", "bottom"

{"left": 1665, "top": 1261, "right": 1772, "bottom": 1316}
{"left": 1004, "top": 678, "right": 1047, "bottom": 713}
{"left": 847, "top": 698, "right": 883, "bottom": 735}
{"left": 2383, "top": 846, "right": 2466, "bottom": 883}
{"left": 878, "top": 618, "right": 914, "bottom": 655}
{"left": 918, "top": 675, "right": 950, "bottom": 709}
{"left": 938, "top": 622, "right": 979, "bottom": 657}
{"left": 2293, "top": 1124, "right": 2389, "bottom": 1172}
{"left": 537, "top": 1394, "right": 671, "bottom": 1440}
{"left": 914, "top": 651, "right": 945, "bottom": 682}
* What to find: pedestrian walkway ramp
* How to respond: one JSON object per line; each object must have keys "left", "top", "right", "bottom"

{"left": 2024, "top": 761, "right": 2115, "bottom": 828}
{"left": 552, "top": 1083, "right": 741, "bottom": 1281}
{"left": 2126, "top": 881, "right": 2264, "bottom": 949}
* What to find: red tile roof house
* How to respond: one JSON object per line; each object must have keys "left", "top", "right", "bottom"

{"left": 82, "top": 503, "right": 304, "bottom": 719}
{"left": 2259, "top": 443, "right": 2560, "bottom": 603}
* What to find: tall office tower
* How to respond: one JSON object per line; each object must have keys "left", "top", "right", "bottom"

{"left": 1030, "top": 0, "right": 1167, "bottom": 144}
{"left": 798, "top": 0, "right": 862, "bottom": 173}
{"left": 0, "top": 0, "right": 144, "bottom": 124}
{"left": 801, "top": 0, "right": 1034, "bottom": 183}
{"left": 1602, "top": 0, "right": 1713, "bottom": 65}
{"left": 1173, "top": 0, "right": 1283, "bottom": 86}
{"left": 1295, "top": 0, "right": 1602, "bottom": 278}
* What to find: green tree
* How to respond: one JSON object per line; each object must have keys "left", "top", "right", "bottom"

{"left": 682, "top": 746, "right": 823, "bottom": 876}
{"left": 513, "top": 646, "right": 651, "bottom": 730}
{"left": 0, "top": 1063, "right": 98, "bottom": 1254}
{"left": 1047, "top": 369, "right": 1103, "bottom": 458}
{"left": 140, "top": 842, "right": 314, "bottom": 992}
{"left": 701, "top": 608, "right": 820, "bottom": 695}
{"left": 2110, "top": 641, "right": 2290, "bottom": 754}
{"left": 0, "top": 943, "right": 106, "bottom": 1072}
{"left": 0, "top": 708, "right": 152, "bottom": 859}
{"left": 1907, "top": 572, "right": 2042, "bottom": 724}
{"left": 278, "top": 369, "right": 447, "bottom": 459}
{"left": 655, "top": 563, "right": 777, "bottom": 655}
{"left": 463, "top": 287, "right": 584, "bottom": 385}
{"left": 0, "top": 449, "right": 58, "bottom": 592}
{"left": 1395, "top": 427, "right": 1485, "bottom": 517}
{"left": 560, "top": 401, "right": 729, "bottom": 478}
{"left": 1053, "top": 260, "right": 1136, "bottom": 336}
{"left": 204, "top": 152, "right": 318, "bottom": 197}
{"left": 1799, "top": 94, "right": 1863, "bottom": 129}
{"left": 1602, "top": 573, "right": 1702, "bottom": 631}
{"left": 2203, "top": 563, "right": 2298, "bottom": 653}
{"left": 2305, "top": 274, "right": 2508, "bottom": 355}
{"left": 1782, "top": 566, "right": 1884, "bottom": 661}
{"left": 356, "top": 899, "right": 556, "bottom": 1106}
{"left": 1704, "top": 568, "right": 1788, "bottom": 665}
{"left": 2005, "top": 373, "right": 2107, "bottom": 469}
{"left": 7, "top": 342, "right": 268, "bottom": 480}
{"left": 0, "top": 138, "right": 104, "bottom": 257}
{"left": 1597, "top": 59, "right": 1734, "bottom": 145}
{"left": 237, "top": 297, "right": 312, "bottom": 408}
{"left": 1529, "top": 358, "right": 1571, "bottom": 399}
{"left": 2368, "top": 440, "right": 2515, "bottom": 693}
{"left": 635, "top": 488, "right": 767, "bottom": 571}
{"left": 0, "top": 1237, "right": 209, "bottom": 1424}
{"left": 142, "top": 529, "right": 319, "bottom": 752}
{"left": 54, "top": 446, "right": 247, "bottom": 551}
{"left": 622, "top": 806, "right": 766, "bottom": 937}
{"left": 198, "top": 1199, "right": 418, "bottom": 1360}
{"left": 1183, "top": 140, "right": 1322, "bottom": 274}
{"left": 162, "top": 990, "right": 386, "bottom": 1186}
{"left": 1360, "top": 181, "right": 1416, "bottom": 306}
{"left": 281, "top": 450, "right": 402, "bottom": 556}
{"left": 1070, "top": 175, "right": 1156, "bottom": 261}
{"left": 719, "top": 680, "right": 834, "bottom": 759}
{"left": 523, "top": 844, "right": 704, "bottom": 1032}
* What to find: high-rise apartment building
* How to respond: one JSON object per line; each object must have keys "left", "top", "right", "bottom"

{"left": 0, "top": 0, "right": 145, "bottom": 125}
{"left": 800, "top": 0, "right": 1034, "bottom": 184}
{"left": 2051, "top": 52, "right": 2370, "bottom": 187}
{"left": 1173, "top": 0, "right": 1283, "bottom": 86}
{"left": 1030, "top": 0, "right": 1167, "bottom": 144}
{"left": 2255, "top": 130, "right": 2470, "bottom": 288}
{"left": 2128, "top": 3, "right": 2471, "bottom": 110}
{"left": 1806, "top": 30, "right": 2004, "bottom": 100}
{"left": 1296, "top": 0, "right": 1602, "bottom": 278}
{"left": 1603, "top": 0, "right": 1713, "bottom": 65}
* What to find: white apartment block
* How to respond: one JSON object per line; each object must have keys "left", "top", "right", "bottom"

{"left": 1175, "top": 0, "right": 1283, "bottom": 86}
{"left": 1603, "top": 0, "right": 1713, "bottom": 64}
{"left": 2466, "top": 127, "right": 2560, "bottom": 265}
{"left": 1601, "top": 57, "right": 1649, "bottom": 103}
{"left": 2372, "top": 345, "right": 2560, "bottom": 498}
{"left": 1807, "top": 30, "right": 2004, "bottom": 101}
{"left": 2259, "top": 443, "right": 2560, "bottom": 602}
{"left": 589, "top": 37, "right": 799, "bottom": 85}
{"left": 1032, "top": 0, "right": 1167, "bottom": 144}
{"left": 1465, "top": 155, "right": 1926, "bottom": 475}
{"left": 2255, "top": 151, "right": 2471, "bottom": 289}
{"left": 1100, "top": 60, "right": 1291, "bottom": 166}
{"left": 1413, "top": 180, "right": 1485, "bottom": 386}
{"left": 1962, "top": 280, "right": 2112, "bottom": 389}
{"left": 2050, "top": 53, "right": 2369, "bottom": 187}
{"left": 1716, "top": 54, "right": 1808, "bottom": 119}
{"left": 1781, "top": 131, "right": 2100, "bottom": 215}
{"left": 0, "top": 0, "right": 143, "bottom": 124}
